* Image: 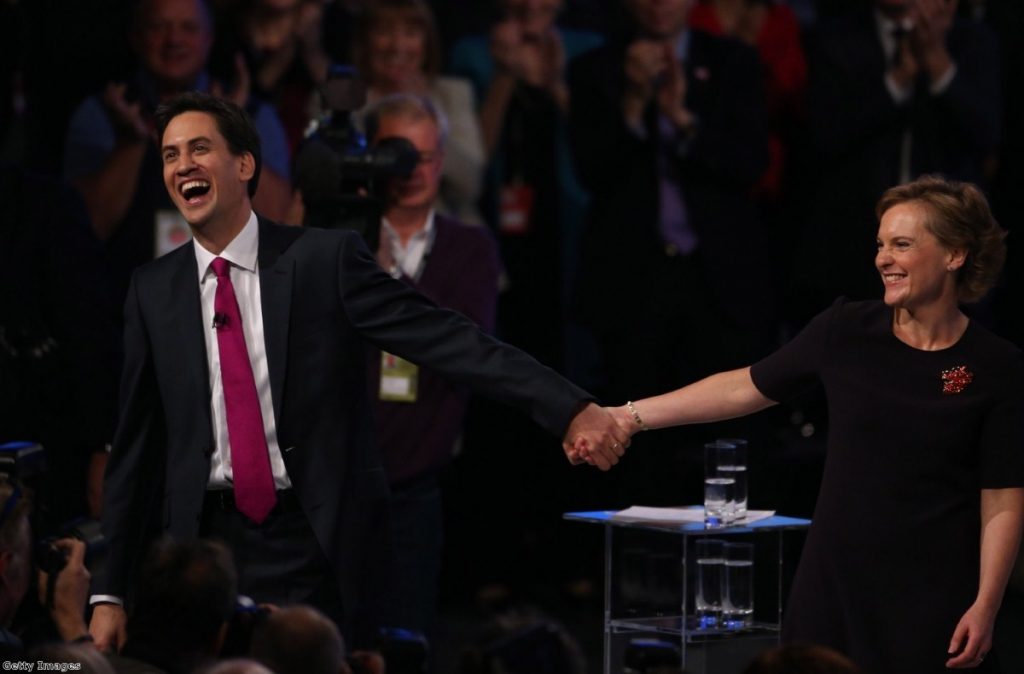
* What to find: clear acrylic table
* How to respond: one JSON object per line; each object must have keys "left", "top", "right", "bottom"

{"left": 564, "top": 507, "right": 811, "bottom": 673}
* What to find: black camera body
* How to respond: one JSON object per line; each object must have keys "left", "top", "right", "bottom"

{"left": 294, "top": 65, "right": 418, "bottom": 251}
{"left": 35, "top": 517, "right": 105, "bottom": 577}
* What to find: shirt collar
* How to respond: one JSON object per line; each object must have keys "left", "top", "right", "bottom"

{"left": 874, "top": 8, "right": 914, "bottom": 36}
{"left": 194, "top": 210, "right": 260, "bottom": 283}
{"left": 381, "top": 209, "right": 435, "bottom": 249}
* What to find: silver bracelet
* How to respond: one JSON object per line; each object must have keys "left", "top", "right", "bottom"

{"left": 626, "top": 400, "right": 648, "bottom": 432}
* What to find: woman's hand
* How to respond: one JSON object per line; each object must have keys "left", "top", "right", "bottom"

{"left": 946, "top": 601, "right": 995, "bottom": 668}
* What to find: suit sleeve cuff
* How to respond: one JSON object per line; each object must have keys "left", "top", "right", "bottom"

{"left": 89, "top": 594, "right": 124, "bottom": 606}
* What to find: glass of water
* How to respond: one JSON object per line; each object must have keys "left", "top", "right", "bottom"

{"left": 694, "top": 538, "right": 724, "bottom": 628}
{"left": 716, "top": 438, "right": 748, "bottom": 519}
{"left": 722, "top": 542, "right": 754, "bottom": 628}
{"left": 704, "top": 441, "right": 737, "bottom": 527}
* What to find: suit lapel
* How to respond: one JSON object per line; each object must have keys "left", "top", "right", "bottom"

{"left": 257, "top": 219, "right": 296, "bottom": 423}
{"left": 171, "top": 243, "right": 213, "bottom": 437}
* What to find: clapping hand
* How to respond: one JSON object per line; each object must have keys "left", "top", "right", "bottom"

{"left": 101, "top": 82, "right": 150, "bottom": 142}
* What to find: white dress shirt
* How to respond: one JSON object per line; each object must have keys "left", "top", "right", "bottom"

{"left": 381, "top": 210, "right": 436, "bottom": 282}
{"left": 91, "top": 212, "right": 291, "bottom": 606}
{"left": 193, "top": 211, "right": 291, "bottom": 490}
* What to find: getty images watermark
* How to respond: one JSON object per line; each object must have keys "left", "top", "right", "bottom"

{"left": 2, "top": 662, "right": 82, "bottom": 672}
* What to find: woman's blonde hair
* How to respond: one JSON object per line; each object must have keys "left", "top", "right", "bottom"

{"left": 876, "top": 175, "right": 1007, "bottom": 303}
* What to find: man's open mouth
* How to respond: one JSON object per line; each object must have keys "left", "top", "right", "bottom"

{"left": 180, "top": 180, "right": 211, "bottom": 201}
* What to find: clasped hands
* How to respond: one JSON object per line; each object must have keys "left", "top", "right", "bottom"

{"left": 562, "top": 403, "right": 638, "bottom": 471}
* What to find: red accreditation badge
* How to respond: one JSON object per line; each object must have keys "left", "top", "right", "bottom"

{"left": 499, "top": 182, "right": 534, "bottom": 236}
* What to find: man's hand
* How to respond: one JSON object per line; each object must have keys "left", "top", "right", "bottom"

{"left": 38, "top": 539, "right": 91, "bottom": 642}
{"left": 910, "top": 0, "right": 956, "bottom": 82}
{"left": 101, "top": 83, "right": 149, "bottom": 142}
{"left": 89, "top": 602, "right": 127, "bottom": 653}
{"left": 211, "top": 53, "right": 253, "bottom": 110}
{"left": 655, "top": 44, "right": 694, "bottom": 131}
{"left": 562, "top": 403, "right": 630, "bottom": 470}
{"left": 623, "top": 39, "right": 668, "bottom": 104}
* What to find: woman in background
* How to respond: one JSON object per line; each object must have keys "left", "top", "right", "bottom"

{"left": 352, "top": 0, "right": 486, "bottom": 224}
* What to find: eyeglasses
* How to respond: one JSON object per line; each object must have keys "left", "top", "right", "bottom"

{"left": 416, "top": 149, "right": 443, "bottom": 166}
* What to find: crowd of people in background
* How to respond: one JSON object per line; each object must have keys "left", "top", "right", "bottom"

{"left": 2, "top": 0, "right": 1024, "bottom": 671}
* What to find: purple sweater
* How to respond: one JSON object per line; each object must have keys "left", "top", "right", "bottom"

{"left": 367, "top": 215, "right": 501, "bottom": 486}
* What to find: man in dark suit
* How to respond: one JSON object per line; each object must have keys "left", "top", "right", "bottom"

{"left": 88, "top": 92, "right": 627, "bottom": 649}
{"left": 568, "top": 0, "right": 772, "bottom": 504}
{"left": 794, "top": 0, "right": 1001, "bottom": 315}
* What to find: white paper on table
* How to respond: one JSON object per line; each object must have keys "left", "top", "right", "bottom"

{"left": 611, "top": 506, "right": 776, "bottom": 524}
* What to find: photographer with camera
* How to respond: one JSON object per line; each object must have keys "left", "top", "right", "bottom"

{"left": 364, "top": 93, "right": 501, "bottom": 641}
{"left": 0, "top": 478, "right": 94, "bottom": 657}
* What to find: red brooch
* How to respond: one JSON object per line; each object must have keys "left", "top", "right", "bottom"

{"left": 941, "top": 366, "right": 974, "bottom": 395}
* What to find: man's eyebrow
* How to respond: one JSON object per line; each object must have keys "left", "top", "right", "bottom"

{"left": 161, "top": 136, "right": 214, "bottom": 152}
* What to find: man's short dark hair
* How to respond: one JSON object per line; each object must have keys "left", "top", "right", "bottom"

{"left": 155, "top": 92, "right": 262, "bottom": 198}
{"left": 251, "top": 605, "right": 346, "bottom": 674}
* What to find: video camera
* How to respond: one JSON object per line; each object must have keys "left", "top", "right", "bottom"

{"left": 294, "top": 65, "right": 419, "bottom": 251}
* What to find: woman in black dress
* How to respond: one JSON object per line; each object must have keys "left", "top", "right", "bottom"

{"left": 583, "top": 176, "right": 1024, "bottom": 672}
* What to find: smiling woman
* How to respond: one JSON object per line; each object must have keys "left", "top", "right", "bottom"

{"left": 590, "top": 176, "right": 1024, "bottom": 672}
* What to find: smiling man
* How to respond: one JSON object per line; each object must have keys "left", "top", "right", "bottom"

{"left": 89, "top": 92, "right": 628, "bottom": 650}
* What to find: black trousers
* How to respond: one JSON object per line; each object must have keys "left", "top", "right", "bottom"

{"left": 199, "top": 489, "right": 345, "bottom": 628}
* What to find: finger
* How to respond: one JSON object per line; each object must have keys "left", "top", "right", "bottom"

{"left": 947, "top": 620, "right": 967, "bottom": 656}
{"left": 593, "top": 444, "right": 620, "bottom": 469}
{"left": 55, "top": 538, "right": 87, "bottom": 567}
{"left": 590, "top": 451, "right": 612, "bottom": 472}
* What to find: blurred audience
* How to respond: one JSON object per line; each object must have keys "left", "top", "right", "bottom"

{"left": 0, "top": 163, "right": 118, "bottom": 525}
{"left": 62, "top": 0, "right": 293, "bottom": 305}
{"left": 457, "top": 607, "right": 586, "bottom": 674}
{"left": 0, "top": 479, "right": 94, "bottom": 658}
{"left": 743, "top": 643, "right": 862, "bottom": 674}
{"left": 202, "top": 659, "right": 274, "bottom": 674}
{"left": 688, "top": 0, "right": 805, "bottom": 200}
{"left": 109, "top": 539, "right": 237, "bottom": 674}
{"left": 568, "top": 0, "right": 774, "bottom": 504}
{"left": 251, "top": 605, "right": 361, "bottom": 674}
{"left": 351, "top": 0, "right": 486, "bottom": 224}
{"left": 364, "top": 93, "right": 500, "bottom": 637}
{"left": 216, "top": 0, "right": 332, "bottom": 153}
{"left": 792, "top": 0, "right": 1000, "bottom": 316}
{"left": 449, "top": 0, "right": 603, "bottom": 373}
{"left": 30, "top": 643, "right": 115, "bottom": 674}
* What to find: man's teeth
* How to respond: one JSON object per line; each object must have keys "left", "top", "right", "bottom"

{"left": 181, "top": 180, "right": 210, "bottom": 198}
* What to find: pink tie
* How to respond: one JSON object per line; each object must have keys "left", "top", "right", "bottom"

{"left": 211, "top": 257, "right": 277, "bottom": 523}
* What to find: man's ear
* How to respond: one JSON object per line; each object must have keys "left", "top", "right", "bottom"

{"left": 238, "top": 152, "right": 256, "bottom": 183}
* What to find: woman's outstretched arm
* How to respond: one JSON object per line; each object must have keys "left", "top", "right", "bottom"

{"left": 614, "top": 367, "right": 777, "bottom": 436}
